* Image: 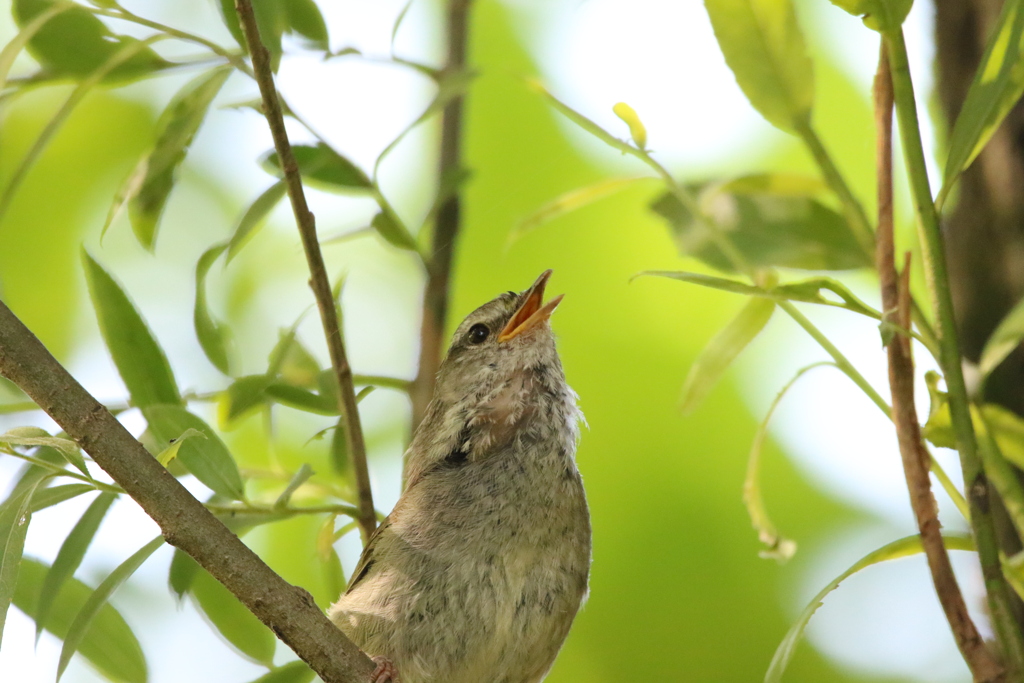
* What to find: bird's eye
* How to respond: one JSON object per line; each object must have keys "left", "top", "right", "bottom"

{"left": 467, "top": 323, "right": 490, "bottom": 345}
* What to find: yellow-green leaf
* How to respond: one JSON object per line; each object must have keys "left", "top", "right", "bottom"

{"left": 511, "top": 177, "right": 652, "bottom": 245}
{"left": 979, "top": 293, "right": 1024, "bottom": 379}
{"left": 704, "top": 0, "right": 814, "bottom": 132}
{"left": 612, "top": 102, "right": 647, "bottom": 149}
{"left": 680, "top": 298, "right": 776, "bottom": 413}
{"left": 194, "top": 244, "right": 231, "bottom": 374}
{"left": 190, "top": 567, "right": 276, "bottom": 666}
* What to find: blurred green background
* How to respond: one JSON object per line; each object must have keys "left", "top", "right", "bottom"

{"left": 0, "top": 0, "right": 973, "bottom": 681}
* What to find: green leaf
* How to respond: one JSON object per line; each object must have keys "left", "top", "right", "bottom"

{"left": 391, "top": 0, "right": 415, "bottom": 53}
{"left": 155, "top": 428, "right": 205, "bottom": 467}
{"left": 36, "top": 492, "right": 117, "bottom": 641}
{"left": 650, "top": 178, "right": 869, "bottom": 271}
{"left": 979, "top": 294, "right": 1024, "bottom": 379}
{"left": 30, "top": 484, "right": 96, "bottom": 513}
{"left": 0, "top": 426, "right": 88, "bottom": 476}
{"left": 190, "top": 567, "right": 276, "bottom": 666}
{"left": 227, "top": 180, "right": 288, "bottom": 263}
{"left": 167, "top": 549, "right": 199, "bottom": 601}
{"left": 282, "top": 0, "right": 330, "bottom": 51}
{"left": 57, "top": 536, "right": 163, "bottom": 682}
{"left": 216, "top": 0, "right": 286, "bottom": 71}
{"left": 745, "top": 363, "right": 835, "bottom": 562}
{"left": 679, "top": 297, "right": 776, "bottom": 413}
{"left": 120, "top": 67, "right": 232, "bottom": 250}
{"left": 329, "top": 417, "right": 350, "bottom": 481}
{"left": 13, "top": 0, "right": 168, "bottom": 80}
{"left": 274, "top": 464, "right": 314, "bottom": 508}
{"left": 265, "top": 383, "right": 336, "bottom": 415}
{"left": 0, "top": 1, "right": 70, "bottom": 93}
{"left": 142, "top": 404, "right": 245, "bottom": 501}
{"left": 939, "top": 0, "right": 1024, "bottom": 207}
{"left": 0, "top": 476, "right": 45, "bottom": 648}
{"left": 82, "top": 251, "right": 182, "bottom": 409}
{"left": 638, "top": 271, "right": 881, "bottom": 320}
{"left": 246, "top": 661, "right": 316, "bottom": 683}
{"left": 261, "top": 143, "right": 372, "bottom": 191}
{"left": 765, "top": 534, "right": 974, "bottom": 683}
{"left": 317, "top": 515, "right": 345, "bottom": 600}
{"left": 510, "top": 177, "right": 653, "bottom": 244}
{"left": 220, "top": 375, "right": 274, "bottom": 426}
{"left": 194, "top": 244, "right": 231, "bottom": 374}
{"left": 0, "top": 34, "right": 166, "bottom": 222}
{"left": 704, "top": 0, "right": 814, "bottom": 132}
{"left": 371, "top": 211, "right": 419, "bottom": 252}
{"left": 15, "top": 558, "right": 147, "bottom": 683}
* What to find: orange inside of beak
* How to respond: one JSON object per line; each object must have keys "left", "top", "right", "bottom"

{"left": 497, "top": 270, "right": 564, "bottom": 342}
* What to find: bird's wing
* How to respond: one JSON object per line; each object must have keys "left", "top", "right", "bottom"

{"left": 344, "top": 515, "right": 392, "bottom": 594}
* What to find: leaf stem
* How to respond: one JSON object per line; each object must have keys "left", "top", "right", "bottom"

{"left": 233, "top": 0, "right": 377, "bottom": 542}
{"left": 885, "top": 26, "right": 1024, "bottom": 674}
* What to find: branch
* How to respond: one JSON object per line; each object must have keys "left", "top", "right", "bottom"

{"left": 0, "top": 301, "right": 375, "bottom": 683}
{"left": 410, "top": 0, "right": 474, "bottom": 429}
{"left": 873, "top": 45, "right": 1002, "bottom": 682}
{"left": 232, "top": 0, "right": 376, "bottom": 540}
{"left": 884, "top": 26, "right": 1024, "bottom": 672}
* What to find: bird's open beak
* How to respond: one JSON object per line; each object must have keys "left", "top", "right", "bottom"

{"left": 498, "top": 270, "right": 564, "bottom": 343}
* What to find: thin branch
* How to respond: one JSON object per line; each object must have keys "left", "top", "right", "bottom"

{"left": 232, "top": 0, "right": 376, "bottom": 540}
{"left": 884, "top": 26, "right": 1024, "bottom": 673}
{"left": 410, "top": 0, "right": 474, "bottom": 430}
{"left": 0, "top": 301, "right": 374, "bottom": 683}
{"left": 874, "top": 45, "right": 1001, "bottom": 682}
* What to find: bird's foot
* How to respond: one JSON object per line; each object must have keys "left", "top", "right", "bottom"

{"left": 370, "top": 656, "right": 400, "bottom": 683}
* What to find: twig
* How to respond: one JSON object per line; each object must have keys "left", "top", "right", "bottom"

{"left": 410, "top": 0, "right": 474, "bottom": 429}
{"left": 874, "top": 45, "right": 1002, "bottom": 682}
{"left": 0, "top": 301, "right": 374, "bottom": 683}
{"left": 884, "top": 27, "right": 1024, "bottom": 673}
{"left": 233, "top": 0, "right": 376, "bottom": 540}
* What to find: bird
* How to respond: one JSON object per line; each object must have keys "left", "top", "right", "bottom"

{"left": 329, "top": 270, "right": 591, "bottom": 683}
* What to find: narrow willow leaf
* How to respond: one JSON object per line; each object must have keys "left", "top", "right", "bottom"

{"left": 0, "top": 476, "right": 45, "bottom": 648}
{"left": 142, "top": 405, "right": 244, "bottom": 501}
{"left": 746, "top": 363, "right": 835, "bottom": 562}
{"left": 979, "top": 293, "right": 1024, "bottom": 379}
{"left": 128, "top": 67, "right": 232, "bottom": 250}
{"left": 155, "top": 428, "right": 205, "bottom": 467}
{"left": 0, "top": 34, "right": 166, "bottom": 222}
{"left": 680, "top": 298, "right": 776, "bottom": 413}
{"left": 265, "top": 383, "right": 336, "bottom": 415}
{"left": 391, "top": 0, "right": 415, "bottom": 53}
{"left": 765, "top": 534, "right": 974, "bottom": 683}
{"left": 36, "top": 492, "right": 117, "bottom": 641}
{"left": 30, "top": 484, "right": 95, "bottom": 513}
{"left": 650, "top": 181, "right": 868, "bottom": 272}
{"left": 704, "top": 0, "right": 814, "bottom": 132}
{"left": 276, "top": 336, "right": 321, "bottom": 389}
{"left": 940, "top": 0, "right": 1024, "bottom": 206}
{"left": 528, "top": 79, "right": 634, "bottom": 155}
{"left": 220, "top": 375, "right": 274, "bottom": 426}
{"left": 262, "top": 143, "right": 372, "bottom": 191}
{"left": 638, "top": 271, "right": 881, "bottom": 320}
{"left": 167, "top": 549, "right": 199, "bottom": 601}
{"left": 317, "top": 514, "right": 345, "bottom": 598}
{"left": 194, "top": 243, "right": 231, "bottom": 374}
{"left": 0, "top": 426, "right": 87, "bottom": 475}
{"left": 16, "top": 558, "right": 146, "bottom": 683}
{"left": 190, "top": 567, "right": 276, "bottom": 665}
{"left": 247, "top": 661, "right": 316, "bottom": 683}
{"left": 83, "top": 252, "right": 182, "bottom": 409}
{"left": 283, "top": 0, "right": 329, "bottom": 50}
{"left": 12, "top": 0, "right": 167, "bottom": 80}
{"left": 0, "top": 1, "right": 70, "bottom": 93}
{"left": 226, "top": 180, "right": 288, "bottom": 263}
{"left": 274, "top": 464, "right": 314, "bottom": 508}
{"left": 510, "top": 177, "right": 652, "bottom": 244}
{"left": 57, "top": 536, "right": 163, "bottom": 682}
{"left": 371, "top": 211, "right": 419, "bottom": 252}
{"left": 330, "top": 417, "right": 351, "bottom": 481}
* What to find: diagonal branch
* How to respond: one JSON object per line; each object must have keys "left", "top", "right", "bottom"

{"left": 874, "top": 44, "right": 1002, "bottom": 683}
{"left": 0, "top": 300, "right": 375, "bottom": 683}
{"left": 232, "top": 0, "right": 376, "bottom": 539}
{"left": 410, "top": 0, "right": 474, "bottom": 430}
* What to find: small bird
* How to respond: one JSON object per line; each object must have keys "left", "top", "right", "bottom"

{"left": 329, "top": 270, "right": 591, "bottom": 683}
